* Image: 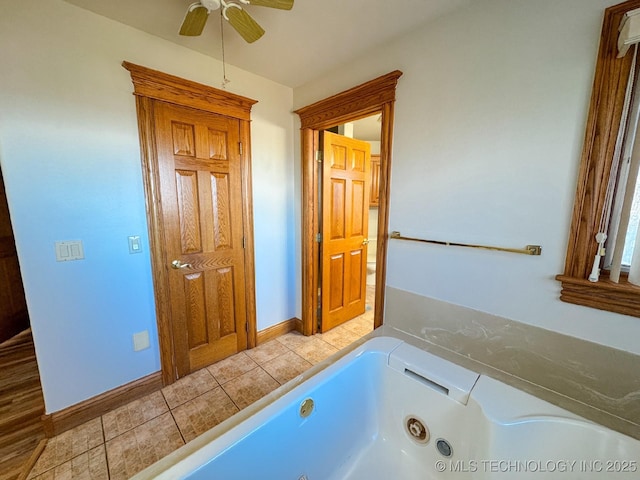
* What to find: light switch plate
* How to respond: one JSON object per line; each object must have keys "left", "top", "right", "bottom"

{"left": 128, "top": 235, "right": 142, "bottom": 254}
{"left": 55, "top": 240, "right": 84, "bottom": 261}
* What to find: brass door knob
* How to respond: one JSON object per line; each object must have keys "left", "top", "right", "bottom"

{"left": 171, "top": 260, "right": 192, "bottom": 269}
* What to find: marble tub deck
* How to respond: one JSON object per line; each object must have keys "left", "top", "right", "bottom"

{"left": 384, "top": 287, "right": 640, "bottom": 441}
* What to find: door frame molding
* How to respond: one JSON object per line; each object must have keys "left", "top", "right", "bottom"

{"left": 123, "top": 61, "right": 258, "bottom": 385}
{"left": 294, "top": 70, "right": 403, "bottom": 335}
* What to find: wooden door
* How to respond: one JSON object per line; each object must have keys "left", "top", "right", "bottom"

{"left": 155, "top": 101, "right": 248, "bottom": 376}
{"left": 0, "top": 168, "right": 29, "bottom": 343}
{"left": 320, "top": 132, "right": 371, "bottom": 332}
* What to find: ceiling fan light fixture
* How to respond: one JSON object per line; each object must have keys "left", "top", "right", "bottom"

{"left": 178, "top": 0, "right": 292, "bottom": 42}
{"left": 201, "top": 0, "right": 222, "bottom": 11}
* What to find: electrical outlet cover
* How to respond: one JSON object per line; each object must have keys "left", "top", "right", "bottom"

{"left": 133, "top": 330, "right": 150, "bottom": 351}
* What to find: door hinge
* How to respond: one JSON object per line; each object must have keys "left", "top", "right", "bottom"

{"left": 242, "top": 236, "right": 246, "bottom": 249}
{"left": 316, "top": 233, "right": 322, "bottom": 243}
{"left": 315, "top": 151, "right": 323, "bottom": 162}
{"left": 239, "top": 142, "right": 243, "bottom": 155}
{"left": 245, "top": 322, "right": 249, "bottom": 333}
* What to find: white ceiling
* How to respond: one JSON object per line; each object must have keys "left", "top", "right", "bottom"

{"left": 63, "top": 0, "right": 471, "bottom": 88}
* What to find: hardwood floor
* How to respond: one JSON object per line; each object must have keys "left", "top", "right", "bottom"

{"left": 0, "top": 329, "right": 45, "bottom": 480}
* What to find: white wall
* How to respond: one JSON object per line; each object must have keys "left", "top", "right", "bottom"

{"left": 294, "top": 0, "right": 640, "bottom": 354}
{"left": 0, "top": 0, "right": 296, "bottom": 412}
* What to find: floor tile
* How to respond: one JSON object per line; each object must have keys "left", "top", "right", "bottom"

{"left": 172, "top": 387, "right": 239, "bottom": 442}
{"left": 294, "top": 337, "right": 339, "bottom": 365}
{"left": 343, "top": 317, "right": 374, "bottom": 337}
{"left": 365, "top": 284, "right": 376, "bottom": 303}
{"left": 221, "top": 367, "right": 280, "bottom": 410}
{"left": 105, "top": 412, "right": 184, "bottom": 480}
{"left": 275, "top": 331, "right": 315, "bottom": 351}
{"left": 244, "top": 340, "right": 290, "bottom": 365}
{"left": 161, "top": 368, "right": 219, "bottom": 409}
{"left": 206, "top": 351, "right": 258, "bottom": 385}
{"left": 28, "top": 418, "right": 103, "bottom": 478}
{"left": 102, "top": 391, "right": 168, "bottom": 441}
{"left": 28, "top": 470, "right": 55, "bottom": 480}
{"left": 318, "top": 325, "right": 362, "bottom": 350}
{"left": 29, "top": 445, "right": 108, "bottom": 480}
{"left": 261, "top": 351, "right": 312, "bottom": 385}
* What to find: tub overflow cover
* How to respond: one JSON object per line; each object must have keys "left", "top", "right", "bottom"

{"left": 299, "top": 398, "right": 314, "bottom": 418}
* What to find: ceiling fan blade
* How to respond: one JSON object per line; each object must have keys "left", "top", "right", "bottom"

{"left": 179, "top": 3, "right": 210, "bottom": 36}
{"left": 247, "top": 0, "right": 294, "bottom": 10}
{"left": 225, "top": 7, "right": 265, "bottom": 43}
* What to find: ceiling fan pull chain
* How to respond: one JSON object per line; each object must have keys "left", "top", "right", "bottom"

{"left": 220, "top": 10, "right": 231, "bottom": 89}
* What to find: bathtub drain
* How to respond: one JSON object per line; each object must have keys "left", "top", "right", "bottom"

{"left": 436, "top": 438, "right": 453, "bottom": 457}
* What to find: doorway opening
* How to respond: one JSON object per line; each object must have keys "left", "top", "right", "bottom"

{"left": 0, "top": 165, "right": 29, "bottom": 343}
{"left": 0, "top": 164, "right": 45, "bottom": 477}
{"left": 295, "top": 70, "right": 403, "bottom": 338}
{"left": 320, "top": 115, "right": 381, "bottom": 333}
{"left": 337, "top": 113, "right": 382, "bottom": 298}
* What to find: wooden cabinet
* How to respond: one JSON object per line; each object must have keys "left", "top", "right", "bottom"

{"left": 370, "top": 154, "right": 380, "bottom": 207}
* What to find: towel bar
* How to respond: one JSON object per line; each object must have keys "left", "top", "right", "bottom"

{"left": 389, "top": 231, "right": 542, "bottom": 256}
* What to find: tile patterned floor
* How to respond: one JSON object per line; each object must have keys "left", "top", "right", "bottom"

{"left": 26, "top": 291, "right": 374, "bottom": 479}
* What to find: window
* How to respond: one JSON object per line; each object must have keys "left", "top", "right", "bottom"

{"left": 558, "top": 0, "right": 640, "bottom": 317}
{"left": 603, "top": 51, "right": 640, "bottom": 284}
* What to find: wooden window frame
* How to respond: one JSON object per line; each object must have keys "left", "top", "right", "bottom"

{"left": 557, "top": 0, "right": 640, "bottom": 317}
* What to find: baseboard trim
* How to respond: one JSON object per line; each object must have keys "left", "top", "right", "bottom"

{"left": 41, "top": 371, "right": 163, "bottom": 438}
{"left": 256, "top": 317, "right": 302, "bottom": 345}
{"left": 41, "top": 319, "right": 302, "bottom": 437}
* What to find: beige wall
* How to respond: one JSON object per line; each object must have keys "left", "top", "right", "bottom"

{"left": 293, "top": 0, "right": 640, "bottom": 354}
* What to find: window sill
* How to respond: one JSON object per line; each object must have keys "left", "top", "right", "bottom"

{"left": 556, "top": 274, "right": 640, "bottom": 317}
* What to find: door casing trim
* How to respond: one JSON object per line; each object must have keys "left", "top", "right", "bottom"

{"left": 123, "top": 61, "right": 258, "bottom": 385}
{"left": 294, "top": 71, "right": 403, "bottom": 335}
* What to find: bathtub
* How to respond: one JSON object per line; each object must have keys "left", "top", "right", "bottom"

{"left": 136, "top": 336, "right": 640, "bottom": 479}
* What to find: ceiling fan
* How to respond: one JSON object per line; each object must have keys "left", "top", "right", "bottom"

{"left": 179, "top": 0, "right": 294, "bottom": 44}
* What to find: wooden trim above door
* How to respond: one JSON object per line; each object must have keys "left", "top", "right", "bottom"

{"left": 122, "top": 61, "right": 257, "bottom": 120}
{"left": 123, "top": 61, "right": 258, "bottom": 385}
{"left": 294, "top": 70, "right": 403, "bottom": 335}
{"left": 295, "top": 71, "right": 403, "bottom": 129}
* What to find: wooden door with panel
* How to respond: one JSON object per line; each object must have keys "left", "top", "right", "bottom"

{"left": 154, "top": 101, "right": 248, "bottom": 377}
{"left": 320, "top": 131, "right": 371, "bottom": 332}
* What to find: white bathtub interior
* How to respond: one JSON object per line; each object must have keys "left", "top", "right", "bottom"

{"left": 139, "top": 336, "right": 640, "bottom": 480}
